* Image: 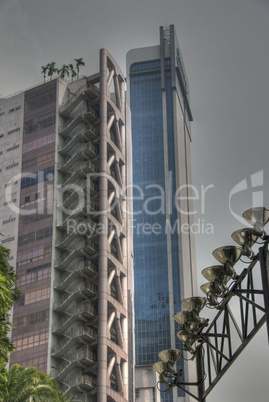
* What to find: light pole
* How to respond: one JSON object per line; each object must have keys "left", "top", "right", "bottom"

{"left": 153, "top": 207, "right": 269, "bottom": 401}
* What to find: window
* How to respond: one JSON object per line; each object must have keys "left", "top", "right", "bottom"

{"left": 13, "top": 331, "right": 49, "bottom": 351}
{"left": 24, "top": 114, "right": 55, "bottom": 135}
{"left": 17, "top": 247, "right": 51, "bottom": 267}
{"left": 6, "top": 163, "right": 19, "bottom": 170}
{"left": 5, "top": 181, "right": 17, "bottom": 188}
{"left": 1, "top": 237, "right": 15, "bottom": 244}
{"left": 18, "top": 263, "right": 51, "bottom": 285}
{"left": 7, "top": 145, "right": 19, "bottom": 152}
{"left": 35, "top": 192, "right": 40, "bottom": 200}
{"left": 22, "top": 152, "right": 55, "bottom": 170}
{"left": 7, "top": 127, "right": 20, "bottom": 135}
{"left": 8, "top": 105, "right": 21, "bottom": 113}
{"left": 20, "top": 166, "right": 54, "bottom": 189}
{"left": 2, "top": 217, "right": 16, "bottom": 225}
{"left": 18, "top": 227, "right": 52, "bottom": 246}
{"left": 24, "top": 287, "right": 50, "bottom": 305}
{"left": 13, "top": 309, "right": 49, "bottom": 327}
{"left": 22, "top": 133, "right": 55, "bottom": 153}
{"left": 4, "top": 199, "right": 16, "bottom": 206}
{"left": 25, "top": 195, "right": 30, "bottom": 203}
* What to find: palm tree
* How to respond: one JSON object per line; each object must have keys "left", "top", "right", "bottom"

{"left": 40, "top": 66, "right": 48, "bottom": 83}
{"left": 68, "top": 64, "right": 77, "bottom": 82}
{"left": 58, "top": 64, "right": 70, "bottom": 80}
{"left": 0, "top": 364, "right": 67, "bottom": 401}
{"left": 47, "top": 62, "right": 57, "bottom": 81}
{"left": 74, "top": 57, "right": 85, "bottom": 79}
{"left": 0, "top": 242, "right": 21, "bottom": 367}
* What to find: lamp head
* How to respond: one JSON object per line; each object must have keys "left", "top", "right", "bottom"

{"left": 173, "top": 310, "right": 193, "bottom": 326}
{"left": 202, "top": 265, "right": 233, "bottom": 285}
{"left": 153, "top": 361, "right": 171, "bottom": 375}
{"left": 212, "top": 246, "right": 242, "bottom": 277}
{"left": 181, "top": 297, "right": 206, "bottom": 313}
{"left": 153, "top": 355, "right": 177, "bottom": 376}
{"left": 231, "top": 228, "right": 260, "bottom": 257}
{"left": 176, "top": 330, "right": 193, "bottom": 343}
{"left": 212, "top": 245, "right": 242, "bottom": 265}
{"left": 158, "top": 349, "right": 181, "bottom": 365}
{"left": 200, "top": 282, "right": 220, "bottom": 306}
{"left": 177, "top": 330, "right": 197, "bottom": 353}
{"left": 243, "top": 207, "right": 269, "bottom": 235}
{"left": 173, "top": 310, "right": 207, "bottom": 332}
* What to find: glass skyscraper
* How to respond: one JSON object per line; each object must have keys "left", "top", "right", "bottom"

{"left": 127, "top": 25, "right": 197, "bottom": 402}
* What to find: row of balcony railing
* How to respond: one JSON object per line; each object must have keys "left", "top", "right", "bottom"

{"left": 52, "top": 301, "right": 97, "bottom": 333}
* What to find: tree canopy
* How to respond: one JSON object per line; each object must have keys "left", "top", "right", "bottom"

{"left": 0, "top": 364, "right": 69, "bottom": 401}
{"left": 41, "top": 58, "right": 85, "bottom": 82}
{"left": 0, "top": 240, "right": 21, "bottom": 367}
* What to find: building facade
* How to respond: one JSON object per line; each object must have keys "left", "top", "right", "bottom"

{"left": 0, "top": 49, "right": 134, "bottom": 402}
{"left": 126, "top": 25, "right": 197, "bottom": 401}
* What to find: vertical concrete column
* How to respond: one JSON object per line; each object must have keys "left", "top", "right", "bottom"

{"left": 122, "top": 360, "right": 128, "bottom": 399}
{"left": 122, "top": 316, "right": 128, "bottom": 352}
{"left": 121, "top": 274, "right": 128, "bottom": 311}
{"left": 97, "top": 49, "right": 108, "bottom": 402}
{"left": 115, "top": 361, "right": 124, "bottom": 393}
{"left": 120, "top": 78, "right": 125, "bottom": 112}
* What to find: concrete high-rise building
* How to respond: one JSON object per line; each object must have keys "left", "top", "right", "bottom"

{"left": 126, "top": 25, "right": 197, "bottom": 401}
{"left": 0, "top": 49, "right": 134, "bottom": 402}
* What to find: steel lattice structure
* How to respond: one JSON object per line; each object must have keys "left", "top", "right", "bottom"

{"left": 172, "top": 241, "right": 269, "bottom": 402}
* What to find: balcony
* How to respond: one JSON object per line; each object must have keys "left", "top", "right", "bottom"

{"left": 54, "top": 260, "right": 98, "bottom": 290}
{"left": 58, "top": 130, "right": 97, "bottom": 155}
{"left": 56, "top": 207, "right": 86, "bottom": 231}
{"left": 58, "top": 143, "right": 98, "bottom": 173}
{"left": 63, "top": 168, "right": 99, "bottom": 189}
{"left": 56, "top": 346, "right": 97, "bottom": 380}
{"left": 52, "top": 326, "right": 97, "bottom": 357}
{"left": 54, "top": 239, "right": 98, "bottom": 270}
{"left": 53, "top": 281, "right": 98, "bottom": 311}
{"left": 59, "top": 84, "right": 99, "bottom": 118}
{"left": 61, "top": 374, "right": 97, "bottom": 395}
{"left": 52, "top": 301, "right": 97, "bottom": 333}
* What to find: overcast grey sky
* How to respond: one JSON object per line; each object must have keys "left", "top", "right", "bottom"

{"left": 1, "top": 0, "right": 269, "bottom": 400}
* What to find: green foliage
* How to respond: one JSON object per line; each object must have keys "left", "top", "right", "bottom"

{"left": 0, "top": 241, "right": 21, "bottom": 367}
{"left": 58, "top": 64, "right": 70, "bottom": 79}
{"left": 47, "top": 62, "right": 57, "bottom": 80}
{"left": 41, "top": 58, "right": 84, "bottom": 82}
{"left": 0, "top": 364, "right": 69, "bottom": 401}
{"left": 40, "top": 66, "right": 48, "bottom": 83}
{"left": 74, "top": 58, "right": 85, "bottom": 78}
{"left": 68, "top": 64, "right": 77, "bottom": 81}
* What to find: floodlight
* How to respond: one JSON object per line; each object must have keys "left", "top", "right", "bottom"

{"left": 202, "top": 265, "right": 233, "bottom": 292}
{"left": 159, "top": 373, "right": 170, "bottom": 385}
{"left": 158, "top": 349, "right": 181, "bottom": 365}
{"left": 177, "top": 330, "right": 197, "bottom": 353}
{"left": 176, "top": 330, "right": 193, "bottom": 343}
{"left": 231, "top": 228, "right": 260, "bottom": 258}
{"left": 152, "top": 361, "right": 170, "bottom": 375}
{"left": 181, "top": 297, "right": 206, "bottom": 313}
{"left": 212, "top": 245, "right": 242, "bottom": 277}
{"left": 200, "top": 283, "right": 220, "bottom": 306}
{"left": 173, "top": 311, "right": 207, "bottom": 332}
{"left": 173, "top": 310, "right": 194, "bottom": 326}
{"left": 242, "top": 207, "right": 269, "bottom": 234}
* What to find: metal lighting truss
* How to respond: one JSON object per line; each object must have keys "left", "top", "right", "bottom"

{"left": 161, "top": 240, "right": 269, "bottom": 402}
{"left": 195, "top": 241, "right": 269, "bottom": 402}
